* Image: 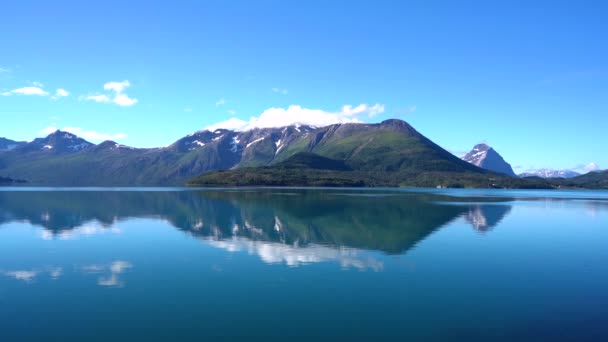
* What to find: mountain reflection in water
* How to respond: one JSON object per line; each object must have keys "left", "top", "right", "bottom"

{"left": 0, "top": 189, "right": 515, "bottom": 262}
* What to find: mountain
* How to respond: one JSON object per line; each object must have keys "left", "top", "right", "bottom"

{"left": 1, "top": 120, "right": 499, "bottom": 186}
{"left": 519, "top": 169, "right": 581, "bottom": 179}
{"left": 189, "top": 121, "right": 561, "bottom": 188}
{"left": 559, "top": 170, "right": 608, "bottom": 189}
{"left": 0, "top": 138, "right": 26, "bottom": 152}
{"left": 462, "top": 144, "right": 516, "bottom": 177}
{"left": 18, "top": 130, "right": 94, "bottom": 154}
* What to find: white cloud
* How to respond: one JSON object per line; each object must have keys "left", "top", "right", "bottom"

{"left": 583, "top": 162, "right": 600, "bottom": 172}
{"left": 32, "top": 81, "right": 44, "bottom": 87}
{"left": 82, "top": 80, "right": 138, "bottom": 107}
{"left": 2, "top": 86, "right": 49, "bottom": 96}
{"left": 215, "top": 98, "right": 226, "bottom": 106}
{"left": 104, "top": 80, "right": 130, "bottom": 93}
{"left": 55, "top": 88, "right": 69, "bottom": 97}
{"left": 272, "top": 87, "right": 288, "bottom": 95}
{"left": 0, "top": 67, "right": 9, "bottom": 73}
{"left": 40, "top": 126, "right": 59, "bottom": 135}
{"left": 39, "top": 126, "right": 127, "bottom": 142}
{"left": 341, "top": 103, "right": 385, "bottom": 118}
{"left": 572, "top": 162, "right": 602, "bottom": 173}
{"left": 205, "top": 117, "right": 249, "bottom": 131}
{"left": 205, "top": 103, "right": 386, "bottom": 131}
{"left": 83, "top": 94, "right": 111, "bottom": 103}
{"left": 227, "top": 109, "right": 237, "bottom": 115}
{"left": 113, "top": 93, "right": 138, "bottom": 106}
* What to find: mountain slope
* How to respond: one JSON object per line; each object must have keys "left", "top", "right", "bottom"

{"left": 275, "top": 119, "right": 486, "bottom": 174}
{"left": 462, "top": 144, "right": 516, "bottom": 177}
{"left": 560, "top": 170, "right": 608, "bottom": 189}
{"left": 0, "top": 138, "right": 26, "bottom": 152}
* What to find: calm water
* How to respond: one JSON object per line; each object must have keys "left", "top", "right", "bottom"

{"left": 1, "top": 188, "right": 607, "bottom": 341}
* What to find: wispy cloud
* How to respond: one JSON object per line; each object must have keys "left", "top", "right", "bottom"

{"left": 83, "top": 94, "right": 111, "bottom": 103}
{"left": 205, "top": 103, "right": 386, "bottom": 131}
{"left": 271, "top": 87, "right": 288, "bottom": 95}
{"left": 2, "top": 83, "right": 69, "bottom": 100}
{"left": 81, "top": 80, "right": 138, "bottom": 107}
{"left": 2, "top": 86, "right": 49, "bottom": 96}
{"left": 0, "top": 67, "right": 10, "bottom": 73}
{"left": 215, "top": 98, "right": 226, "bottom": 106}
{"left": 395, "top": 105, "right": 417, "bottom": 116}
{"left": 39, "top": 126, "right": 127, "bottom": 142}
{"left": 205, "top": 117, "right": 249, "bottom": 131}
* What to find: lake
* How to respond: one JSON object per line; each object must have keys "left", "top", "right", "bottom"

{"left": 1, "top": 188, "right": 607, "bottom": 341}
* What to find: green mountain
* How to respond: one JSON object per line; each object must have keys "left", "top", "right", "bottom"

{"left": 0, "top": 119, "right": 598, "bottom": 189}
{"left": 557, "top": 170, "right": 608, "bottom": 189}
{"left": 189, "top": 120, "right": 557, "bottom": 188}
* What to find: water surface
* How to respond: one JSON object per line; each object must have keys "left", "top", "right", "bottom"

{"left": 1, "top": 188, "right": 607, "bottom": 341}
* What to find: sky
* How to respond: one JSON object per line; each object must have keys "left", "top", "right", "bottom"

{"left": 0, "top": 0, "right": 606, "bottom": 173}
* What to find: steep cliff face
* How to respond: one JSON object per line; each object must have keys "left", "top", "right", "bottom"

{"left": 462, "top": 144, "right": 516, "bottom": 177}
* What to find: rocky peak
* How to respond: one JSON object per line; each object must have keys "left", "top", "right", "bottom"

{"left": 462, "top": 144, "right": 516, "bottom": 177}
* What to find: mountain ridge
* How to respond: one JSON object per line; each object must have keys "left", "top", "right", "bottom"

{"left": 0, "top": 120, "right": 493, "bottom": 186}
{"left": 519, "top": 169, "right": 581, "bottom": 179}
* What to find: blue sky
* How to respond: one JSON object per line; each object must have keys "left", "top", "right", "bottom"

{"left": 0, "top": 0, "right": 606, "bottom": 173}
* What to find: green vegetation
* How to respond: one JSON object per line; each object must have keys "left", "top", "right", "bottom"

{"left": 188, "top": 152, "right": 557, "bottom": 188}
{"left": 554, "top": 171, "right": 608, "bottom": 189}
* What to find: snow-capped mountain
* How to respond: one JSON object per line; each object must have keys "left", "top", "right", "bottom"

{"left": 0, "top": 119, "right": 482, "bottom": 186}
{"left": 0, "top": 137, "right": 26, "bottom": 152}
{"left": 462, "top": 144, "right": 516, "bottom": 177}
{"left": 18, "top": 130, "right": 94, "bottom": 154}
{"left": 519, "top": 169, "right": 581, "bottom": 179}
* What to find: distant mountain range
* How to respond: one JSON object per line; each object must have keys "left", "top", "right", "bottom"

{"left": 519, "top": 169, "right": 581, "bottom": 179}
{"left": 461, "top": 144, "right": 516, "bottom": 177}
{"left": 1, "top": 119, "right": 605, "bottom": 189}
{"left": 460, "top": 144, "right": 594, "bottom": 180}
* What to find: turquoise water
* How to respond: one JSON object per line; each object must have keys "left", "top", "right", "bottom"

{"left": 1, "top": 188, "right": 607, "bottom": 341}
